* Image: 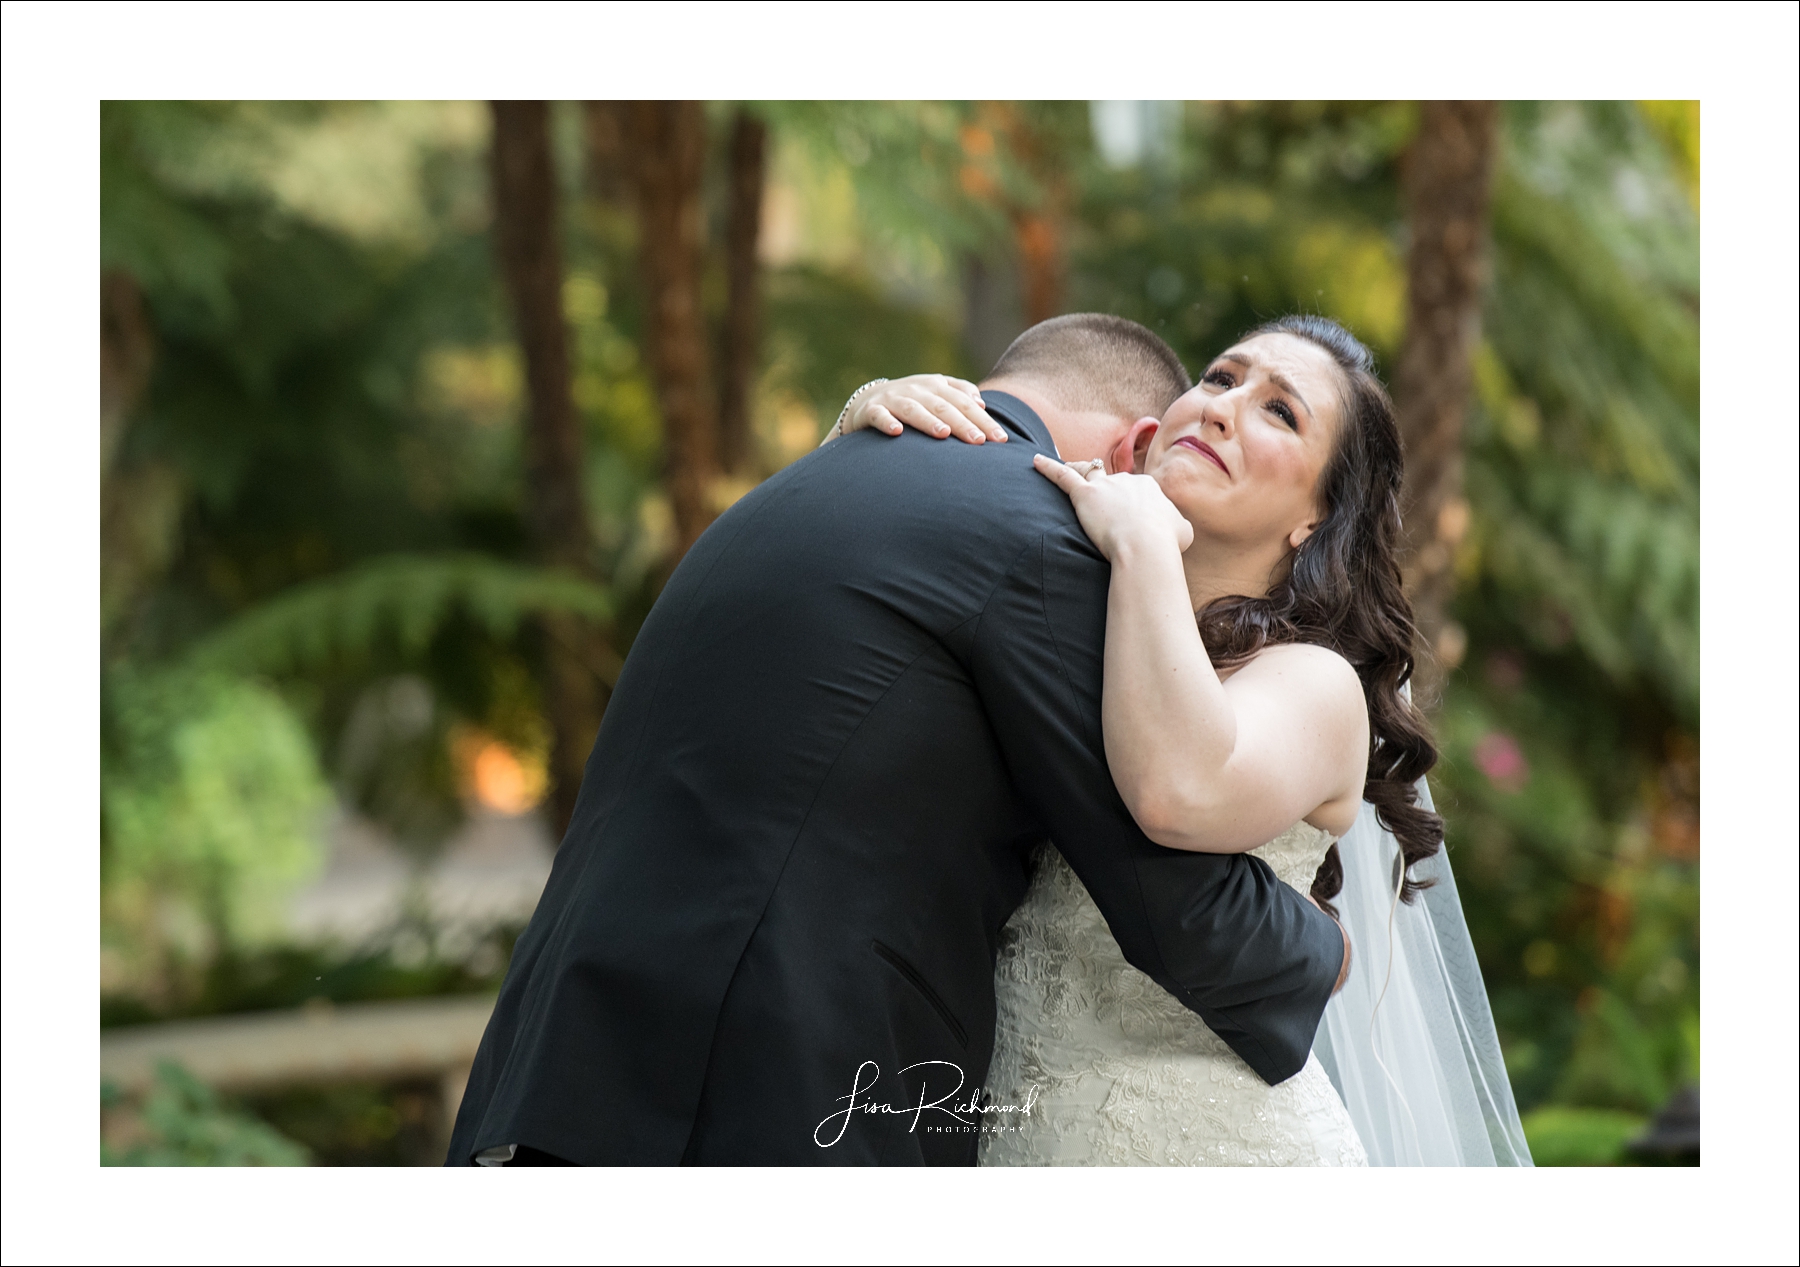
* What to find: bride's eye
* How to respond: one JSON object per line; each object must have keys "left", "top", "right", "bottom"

{"left": 1268, "top": 399, "right": 1298, "bottom": 430}
{"left": 1202, "top": 368, "right": 1234, "bottom": 388}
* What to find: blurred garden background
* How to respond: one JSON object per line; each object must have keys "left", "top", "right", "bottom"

{"left": 98, "top": 99, "right": 1698, "bottom": 1166}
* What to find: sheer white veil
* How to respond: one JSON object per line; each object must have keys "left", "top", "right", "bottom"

{"left": 1313, "top": 777, "right": 1534, "bottom": 1165}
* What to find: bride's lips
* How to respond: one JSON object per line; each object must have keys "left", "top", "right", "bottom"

{"left": 1174, "top": 436, "right": 1229, "bottom": 476}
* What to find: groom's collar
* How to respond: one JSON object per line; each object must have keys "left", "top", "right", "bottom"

{"left": 977, "top": 391, "right": 1057, "bottom": 455}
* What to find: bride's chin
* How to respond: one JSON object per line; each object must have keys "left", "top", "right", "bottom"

{"left": 1156, "top": 476, "right": 1220, "bottom": 526}
{"left": 1171, "top": 498, "right": 1246, "bottom": 547}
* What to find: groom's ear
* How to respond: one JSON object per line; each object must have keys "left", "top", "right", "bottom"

{"left": 1107, "top": 417, "right": 1160, "bottom": 475}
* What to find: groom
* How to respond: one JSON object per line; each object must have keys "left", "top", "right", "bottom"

{"left": 448, "top": 314, "right": 1347, "bottom": 1166}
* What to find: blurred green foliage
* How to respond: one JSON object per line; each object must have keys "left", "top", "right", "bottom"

{"left": 240, "top": 1077, "right": 447, "bottom": 1167}
{"left": 1435, "top": 104, "right": 1699, "bottom": 1120}
{"left": 1520, "top": 1104, "right": 1649, "bottom": 1168}
{"left": 102, "top": 668, "right": 331, "bottom": 970}
{"left": 764, "top": 265, "right": 976, "bottom": 424}
{"left": 99, "top": 99, "right": 1697, "bottom": 1162}
{"left": 102, "top": 1061, "right": 310, "bottom": 1166}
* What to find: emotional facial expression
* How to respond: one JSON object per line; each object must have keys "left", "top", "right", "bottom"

{"left": 1145, "top": 332, "right": 1344, "bottom": 555}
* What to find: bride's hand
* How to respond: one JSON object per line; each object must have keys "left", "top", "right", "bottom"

{"left": 844, "top": 374, "right": 1006, "bottom": 444}
{"left": 1033, "top": 454, "right": 1194, "bottom": 560}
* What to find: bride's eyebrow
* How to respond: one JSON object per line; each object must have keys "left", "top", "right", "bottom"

{"left": 1219, "top": 352, "right": 1314, "bottom": 421}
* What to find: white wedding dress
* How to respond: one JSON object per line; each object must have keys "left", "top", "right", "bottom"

{"left": 979, "top": 821, "right": 1369, "bottom": 1166}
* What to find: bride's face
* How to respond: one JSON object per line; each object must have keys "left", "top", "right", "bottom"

{"left": 1144, "top": 333, "right": 1343, "bottom": 557}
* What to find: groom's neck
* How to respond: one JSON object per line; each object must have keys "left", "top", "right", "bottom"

{"left": 980, "top": 377, "right": 1132, "bottom": 464}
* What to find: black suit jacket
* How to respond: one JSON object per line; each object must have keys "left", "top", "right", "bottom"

{"left": 447, "top": 394, "right": 1344, "bottom": 1165}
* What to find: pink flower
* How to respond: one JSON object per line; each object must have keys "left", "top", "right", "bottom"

{"left": 1474, "top": 731, "right": 1529, "bottom": 792}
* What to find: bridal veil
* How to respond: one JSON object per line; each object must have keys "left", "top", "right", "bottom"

{"left": 1313, "top": 778, "right": 1535, "bottom": 1166}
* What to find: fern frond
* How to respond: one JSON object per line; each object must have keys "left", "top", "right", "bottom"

{"left": 190, "top": 553, "right": 612, "bottom": 675}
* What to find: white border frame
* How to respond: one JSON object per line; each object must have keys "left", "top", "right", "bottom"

{"left": 4, "top": 3, "right": 1795, "bottom": 1263}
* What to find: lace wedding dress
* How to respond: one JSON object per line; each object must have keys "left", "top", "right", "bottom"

{"left": 978, "top": 822, "right": 1368, "bottom": 1166}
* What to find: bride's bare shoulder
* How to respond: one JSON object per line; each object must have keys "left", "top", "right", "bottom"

{"left": 1228, "top": 641, "right": 1360, "bottom": 689}
{"left": 1225, "top": 641, "right": 1367, "bottom": 728}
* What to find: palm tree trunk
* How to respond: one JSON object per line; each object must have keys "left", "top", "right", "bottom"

{"left": 621, "top": 100, "right": 719, "bottom": 560}
{"left": 488, "top": 100, "right": 606, "bottom": 838}
{"left": 718, "top": 108, "right": 767, "bottom": 476}
{"left": 1394, "top": 100, "right": 1500, "bottom": 704}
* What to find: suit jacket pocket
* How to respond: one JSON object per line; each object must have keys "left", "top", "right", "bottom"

{"left": 871, "top": 940, "right": 968, "bottom": 1051}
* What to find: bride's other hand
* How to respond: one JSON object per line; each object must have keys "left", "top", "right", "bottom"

{"left": 846, "top": 374, "right": 1005, "bottom": 443}
{"left": 1033, "top": 454, "right": 1194, "bottom": 559}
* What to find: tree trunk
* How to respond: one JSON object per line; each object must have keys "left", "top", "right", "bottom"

{"left": 100, "top": 269, "right": 187, "bottom": 644}
{"left": 488, "top": 100, "right": 606, "bottom": 838}
{"left": 1011, "top": 210, "right": 1063, "bottom": 327}
{"left": 1393, "top": 100, "right": 1500, "bottom": 705}
{"left": 621, "top": 100, "right": 719, "bottom": 560}
{"left": 580, "top": 100, "right": 630, "bottom": 204}
{"left": 993, "top": 104, "right": 1066, "bottom": 327}
{"left": 101, "top": 270, "right": 155, "bottom": 478}
{"left": 718, "top": 108, "right": 767, "bottom": 476}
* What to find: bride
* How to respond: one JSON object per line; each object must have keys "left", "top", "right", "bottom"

{"left": 836, "top": 315, "right": 1531, "bottom": 1166}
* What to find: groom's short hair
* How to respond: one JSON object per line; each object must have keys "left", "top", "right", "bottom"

{"left": 987, "top": 314, "right": 1193, "bottom": 420}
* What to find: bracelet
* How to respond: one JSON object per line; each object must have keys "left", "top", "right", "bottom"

{"left": 832, "top": 378, "right": 890, "bottom": 438}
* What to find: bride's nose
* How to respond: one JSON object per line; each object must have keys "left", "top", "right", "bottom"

{"left": 1199, "top": 391, "right": 1237, "bottom": 439}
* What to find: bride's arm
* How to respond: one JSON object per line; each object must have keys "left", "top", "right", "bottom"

{"left": 1035, "top": 455, "right": 1368, "bottom": 855}
{"left": 820, "top": 375, "right": 1006, "bottom": 446}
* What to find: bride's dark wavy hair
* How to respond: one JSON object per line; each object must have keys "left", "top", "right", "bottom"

{"left": 1195, "top": 314, "right": 1443, "bottom": 910}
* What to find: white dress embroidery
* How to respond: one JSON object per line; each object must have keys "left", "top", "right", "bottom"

{"left": 979, "top": 822, "right": 1368, "bottom": 1166}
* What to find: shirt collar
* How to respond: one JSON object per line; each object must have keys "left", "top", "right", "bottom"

{"left": 976, "top": 391, "right": 1057, "bottom": 455}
